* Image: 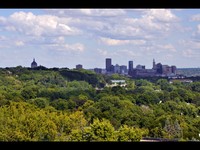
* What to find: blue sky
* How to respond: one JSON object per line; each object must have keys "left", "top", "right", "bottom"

{"left": 0, "top": 9, "right": 200, "bottom": 69}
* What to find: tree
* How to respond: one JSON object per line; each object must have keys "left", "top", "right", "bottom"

{"left": 163, "top": 118, "right": 182, "bottom": 139}
{"left": 28, "top": 98, "right": 49, "bottom": 108}
{"left": 89, "top": 118, "right": 116, "bottom": 141}
{"left": 21, "top": 86, "right": 38, "bottom": 100}
{"left": 163, "top": 118, "right": 174, "bottom": 139}
{"left": 156, "top": 79, "right": 174, "bottom": 92}
{"left": 117, "top": 125, "right": 145, "bottom": 141}
{"left": 50, "top": 99, "right": 68, "bottom": 110}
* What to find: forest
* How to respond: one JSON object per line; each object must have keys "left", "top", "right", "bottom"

{"left": 0, "top": 66, "right": 200, "bottom": 141}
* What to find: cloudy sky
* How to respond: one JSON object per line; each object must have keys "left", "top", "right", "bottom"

{"left": 0, "top": 9, "right": 200, "bottom": 69}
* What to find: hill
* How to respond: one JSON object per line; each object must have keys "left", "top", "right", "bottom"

{"left": 0, "top": 66, "right": 199, "bottom": 141}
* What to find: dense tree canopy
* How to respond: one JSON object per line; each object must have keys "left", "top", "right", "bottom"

{"left": 0, "top": 67, "right": 200, "bottom": 141}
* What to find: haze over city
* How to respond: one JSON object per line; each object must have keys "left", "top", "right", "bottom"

{"left": 0, "top": 9, "right": 200, "bottom": 69}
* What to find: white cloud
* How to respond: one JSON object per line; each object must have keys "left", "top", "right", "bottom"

{"left": 15, "top": 41, "right": 24, "bottom": 46}
{"left": 123, "top": 14, "right": 175, "bottom": 38}
{"left": 182, "top": 49, "right": 196, "bottom": 57}
{"left": 0, "top": 35, "right": 6, "bottom": 41}
{"left": 145, "top": 9, "right": 178, "bottom": 22}
{"left": 51, "top": 36, "right": 65, "bottom": 44}
{"left": 180, "top": 39, "right": 200, "bottom": 49}
{"left": 47, "top": 43, "right": 85, "bottom": 53}
{"left": 191, "top": 14, "right": 200, "bottom": 21}
{"left": 97, "top": 49, "right": 108, "bottom": 56}
{"left": 0, "top": 16, "right": 6, "bottom": 24}
{"left": 5, "top": 26, "right": 16, "bottom": 31}
{"left": 99, "top": 37, "right": 146, "bottom": 46}
{"left": 166, "top": 54, "right": 174, "bottom": 58}
{"left": 79, "top": 9, "right": 126, "bottom": 16}
{"left": 0, "top": 9, "right": 180, "bottom": 41}
{"left": 45, "top": 9, "right": 179, "bottom": 41}
{"left": 46, "top": 9, "right": 126, "bottom": 17}
{"left": 57, "top": 23, "right": 72, "bottom": 31}
{"left": 3, "top": 11, "right": 81, "bottom": 37}
{"left": 196, "top": 24, "right": 200, "bottom": 34}
{"left": 97, "top": 48, "right": 140, "bottom": 59}
{"left": 157, "top": 44, "right": 177, "bottom": 52}
{"left": 190, "top": 24, "right": 200, "bottom": 40}
{"left": 0, "top": 9, "right": 182, "bottom": 68}
{"left": 116, "top": 49, "right": 140, "bottom": 57}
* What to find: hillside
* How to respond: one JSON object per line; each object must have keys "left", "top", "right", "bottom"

{"left": 0, "top": 66, "right": 200, "bottom": 141}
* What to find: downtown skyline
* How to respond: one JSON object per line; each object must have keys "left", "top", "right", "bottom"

{"left": 0, "top": 9, "right": 200, "bottom": 69}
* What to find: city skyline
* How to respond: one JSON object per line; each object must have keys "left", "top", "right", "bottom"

{"left": 0, "top": 9, "right": 200, "bottom": 69}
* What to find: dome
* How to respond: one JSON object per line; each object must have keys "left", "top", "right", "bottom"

{"left": 31, "top": 58, "right": 37, "bottom": 68}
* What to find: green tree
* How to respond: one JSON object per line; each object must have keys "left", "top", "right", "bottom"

{"left": 117, "top": 125, "right": 145, "bottom": 141}
{"left": 89, "top": 118, "right": 116, "bottom": 141}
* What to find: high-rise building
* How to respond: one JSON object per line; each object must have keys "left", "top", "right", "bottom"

{"left": 153, "top": 59, "right": 156, "bottom": 70}
{"left": 156, "top": 63, "right": 162, "bottom": 74}
{"left": 31, "top": 58, "right": 37, "bottom": 68}
{"left": 106, "top": 58, "right": 112, "bottom": 72}
{"left": 128, "top": 61, "right": 133, "bottom": 71}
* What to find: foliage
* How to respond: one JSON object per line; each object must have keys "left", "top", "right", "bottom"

{"left": 0, "top": 67, "right": 200, "bottom": 141}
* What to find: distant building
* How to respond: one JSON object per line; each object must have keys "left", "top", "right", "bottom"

{"left": 169, "top": 79, "right": 193, "bottom": 84}
{"left": 94, "top": 68, "right": 102, "bottom": 74}
{"left": 106, "top": 58, "right": 112, "bottom": 72}
{"left": 128, "top": 61, "right": 133, "bottom": 71}
{"left": 31, "top": 58, "right": 37, "bottom": 68}
{"left": 136, "top": 65, "right": 145, "bottom": 70}
{"left": 120, "top": 65, "right": 128, "bottom": 74}
{"left": 156, "top": 63, "right": 163, "bottom": 74}
{"left": 135, "top": 69, "right": 156, "bottom": 77}
{"left": 153, "top": 59, "right": 156, "bottom": 70}
{"left": 162, "top": 65, "right": 172, "bottom": 76}
{"left": 101, "top": 69, "right": 107, "bottom": 74}
{"left": 114, "top": 64, "right": 120, "bottom": 73}
{"left": 76, "top": 64, "right": 83, "bottom": 69}
{"left": 171, "top": 65, "right": 177, "bottom": 74}
{"left": 110, "top": 65, "right": 114, "bottom": 73}
{"left": 106, "top": 80, "right": 127, "bottom": 87}
{"left": 111, "top": 80, "right": 126, "bottom": 84}
{"left": 103, "top": 57, "right": 177, "bottom": 78}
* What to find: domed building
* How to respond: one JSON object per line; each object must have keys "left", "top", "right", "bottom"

{"left": 31, "top": 58, "right": 37, "bottom": 68}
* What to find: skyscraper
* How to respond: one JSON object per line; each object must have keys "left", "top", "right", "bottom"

{"left": 128, "top": 61, "right": 133, "bottom": 72}
{"left": 153, "top": 59, "right": 156, "bottom": 70}
{"left": 106, "top": 58, "right": 112, "bottom": 72}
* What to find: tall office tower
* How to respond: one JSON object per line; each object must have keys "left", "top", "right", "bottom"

{"left": 156, "top": 63, "right": 163, "bottom": 74}
{"left": 128, "top": 61, "right": 133, "bottom": 72}
{"left": 153, "top": 59, "right": 156, "bottom": 69}
{"left": 106, "top": 58, "right": 112, "bottom": 72}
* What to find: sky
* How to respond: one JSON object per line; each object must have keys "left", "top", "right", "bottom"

{"left": 0, "top": 9, "right": 200, "bottom": 69}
